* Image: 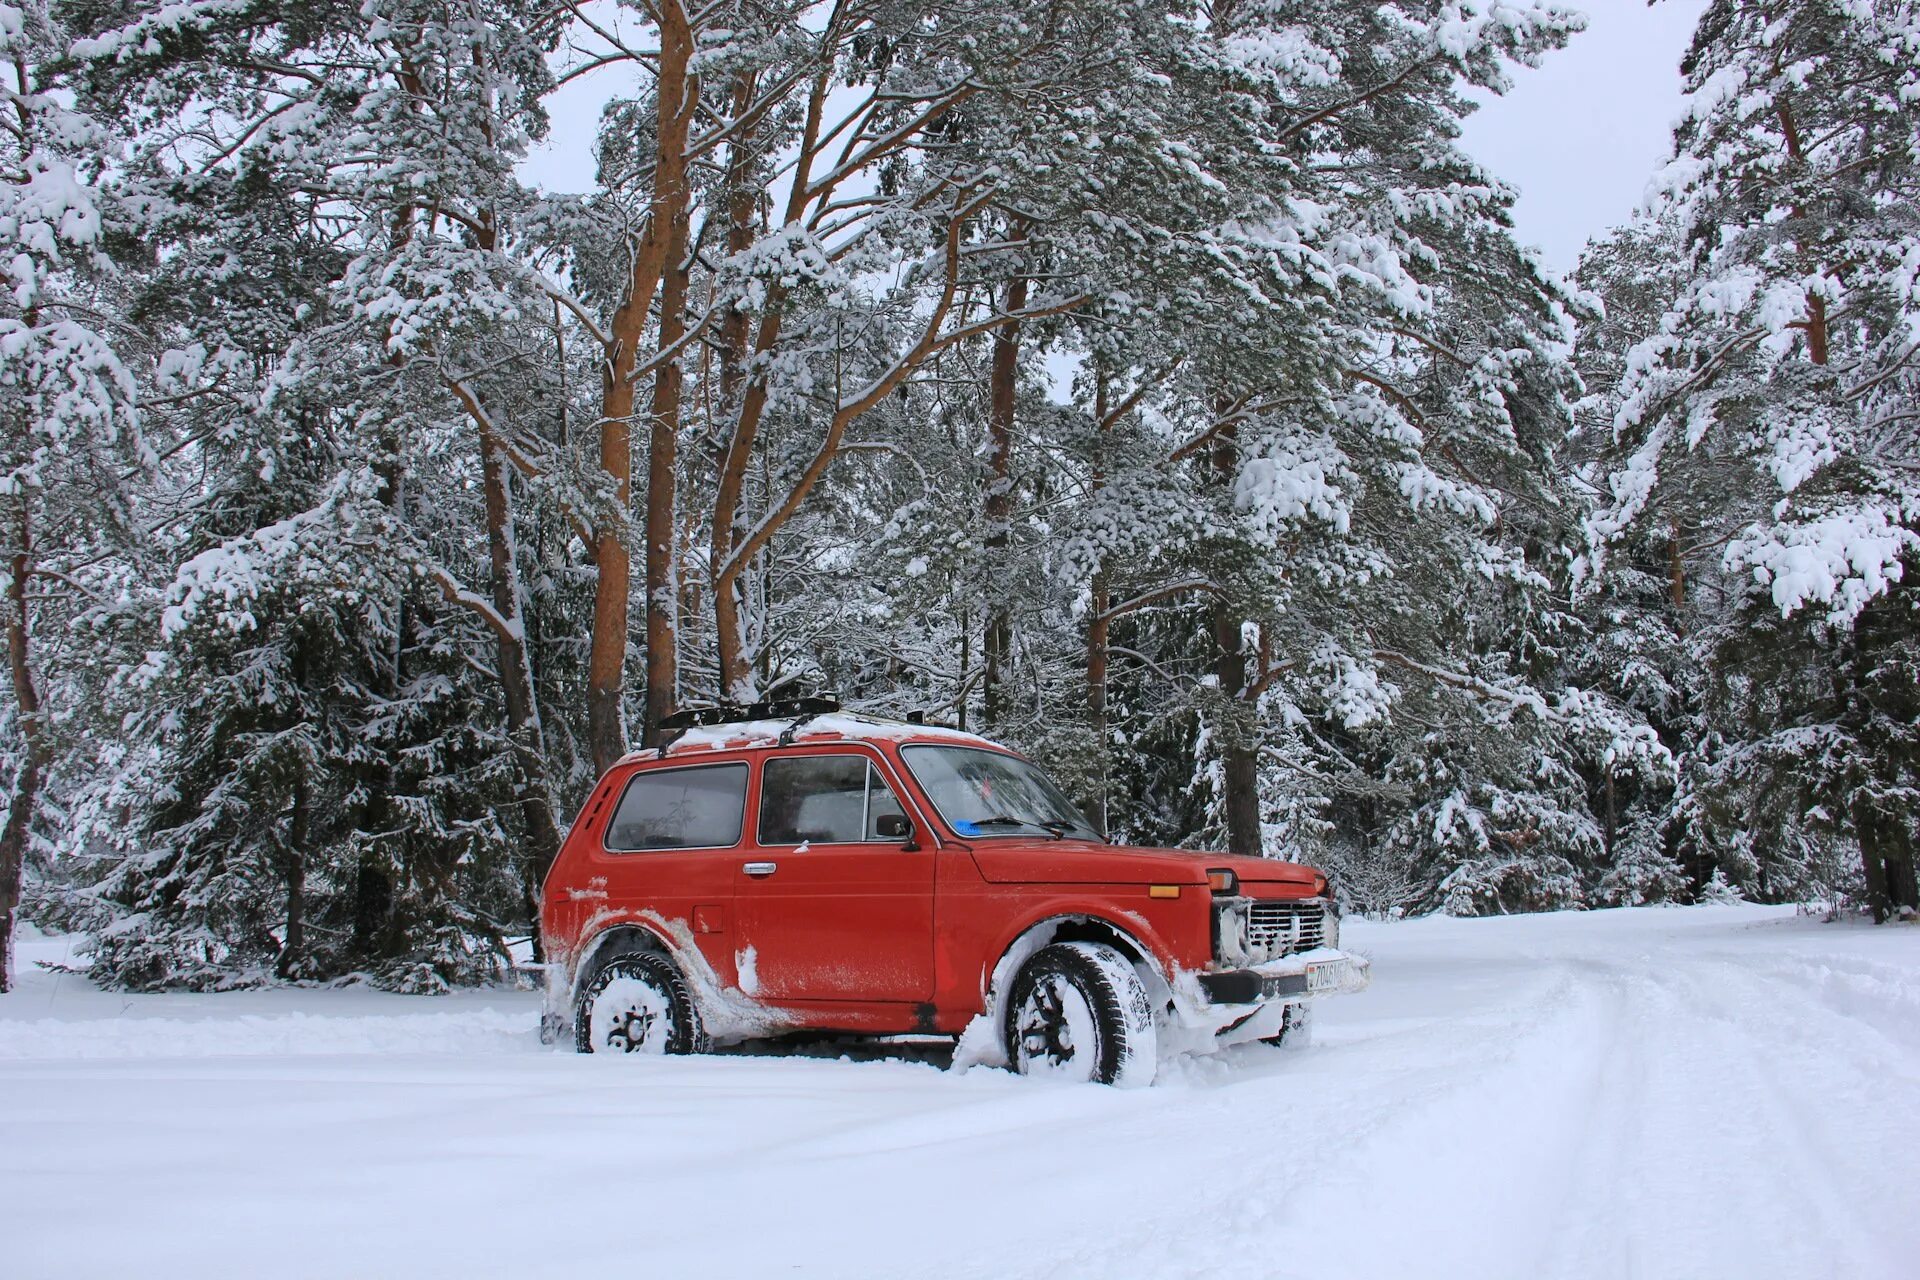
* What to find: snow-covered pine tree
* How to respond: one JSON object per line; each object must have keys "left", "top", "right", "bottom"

{"left": 317, "top": 0, "right": 574, "bottom": 922}
{"left": 57, "top": 0, "right": 578, "bottom": 987}
{"left": 1568, "top": 220, "right": 1711, "bottom": 905}
{"left": 1026, "top": 1, "right": 1671, "bottom": 913}
{"left": 0, "top": 0, "right": 146, "bottom": 991}
{"left": 1587, "top": 0, "right": 1920, "bottom": 919}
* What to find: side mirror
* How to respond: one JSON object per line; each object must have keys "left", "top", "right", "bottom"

{"left": 875, "top": 813, "right": 915, "bottom": 846}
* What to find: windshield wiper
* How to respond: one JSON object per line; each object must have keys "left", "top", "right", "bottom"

{"left": 966, "top": 815, "right": 1071, "bottom": 840}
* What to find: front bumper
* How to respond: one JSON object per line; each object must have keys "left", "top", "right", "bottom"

{"left": 1193, "top": 947, "right": 1371, "bottom": 1006}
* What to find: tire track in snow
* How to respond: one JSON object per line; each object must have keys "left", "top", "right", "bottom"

{"left": 958, "top": 959, "right": 1622, "bottom": 1280}
{"left": 1694, "top": 948, "right": 1920, "bottom": 1076}
{"left": 1643, "top": 958, "right": 1920, "bottom": 1278}
{"left": 0, "top": 1007, "right": 536, "bottom": 1060}
{"left": 1522, "top": 949, "right": 1918, "bottom": 1280}
{"left": 969, "top": 939, "right": 1920, "bottom": 1280}
{"left": 1257, "top": 959, "right": 1633, "bottom": 1280}
{"left": 1528, "top": 960, "right": 1657, "bottom": 1280}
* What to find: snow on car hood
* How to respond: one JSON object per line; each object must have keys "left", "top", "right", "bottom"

{"left": 967, "top": 844, "right": 1320, "bottom": 887}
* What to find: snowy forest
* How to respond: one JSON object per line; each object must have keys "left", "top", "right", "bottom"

{"left": 0, "top": 0, "right": 1915, "bottom": 994}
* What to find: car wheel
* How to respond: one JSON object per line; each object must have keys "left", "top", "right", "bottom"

{"left": 574, "top": 948, "right": 705, "bottom": 1056}
{"left": 1004, "top": 942, "right": 1157, "bottom": 1086}
{"left": 1260, "top": 1001, "right": 1313, "bottom": 1048}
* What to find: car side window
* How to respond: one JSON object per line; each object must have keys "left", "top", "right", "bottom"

{"left": 760, "top": 755, "right": 905, "bottom": 845}
{"left": 603, "top": 763, "right": 749, "bottom": 852}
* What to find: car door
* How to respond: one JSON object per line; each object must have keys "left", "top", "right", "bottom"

{"left": 593, "top": 759, "right": 749, "bottom": 985}
{"left": 734, "top": 748, "right": 934, "bottom": 1004}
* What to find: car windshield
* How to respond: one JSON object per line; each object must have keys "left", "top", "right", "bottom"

{"left": 899, "top": 745, "right": 1100, "bottom": 840}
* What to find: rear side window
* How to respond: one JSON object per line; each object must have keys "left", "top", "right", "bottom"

{"left": 604, "top": 763, "right": 749, "bottom": 852}
{"left": 759, "top": 755, "right": 905, "bottom": 845}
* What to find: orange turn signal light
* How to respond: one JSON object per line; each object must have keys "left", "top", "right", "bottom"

{"left": 1148, "top": 884, "right": 1181, "bottom": 899}
{"left": 1206, "top": 868, "right": 1239, "bottom": 895}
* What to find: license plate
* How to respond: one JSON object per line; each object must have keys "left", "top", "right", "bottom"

{"left": 1306, "top": 962, "right": 1339, "bottom": 994}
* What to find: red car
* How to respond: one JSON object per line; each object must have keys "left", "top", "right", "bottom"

{"left": 538, "top": 701, "right": 1369, "bottom": 1085}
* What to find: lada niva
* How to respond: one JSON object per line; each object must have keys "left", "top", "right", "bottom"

{"left": 538, "top": 700, "right": 1369, "bottom": 1085}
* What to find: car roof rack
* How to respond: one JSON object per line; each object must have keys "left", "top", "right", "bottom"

{"left": 654, "top": 696, "right": 841, "bottom": 756}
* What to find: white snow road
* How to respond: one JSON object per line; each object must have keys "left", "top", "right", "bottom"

{"left": 4, "top": 905, "right": 1917, "bottom": 1280}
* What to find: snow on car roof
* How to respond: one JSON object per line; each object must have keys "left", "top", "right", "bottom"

{"left": 619, "top": 712, "right": 999, "bottom": 763}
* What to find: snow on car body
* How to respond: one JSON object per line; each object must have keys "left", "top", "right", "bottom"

{"left": 538, "top": 703, "right": 1369, "bottom": 1084}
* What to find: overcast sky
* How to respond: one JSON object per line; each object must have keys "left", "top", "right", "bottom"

{"left": 1460, "top": 0, "right": 1707, "bottom": 272}
{"left": 521, "top": 2, "right": 1710, "bottom": 278}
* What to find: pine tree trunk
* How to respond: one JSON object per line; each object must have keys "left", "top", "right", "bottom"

{"left": 356, "top": 175, "right": 418, "bottom": 969}
{"left": 590, "top": 1, "right": 698, "bottom": 763}
{"left": 711, "top": 520, "right": 749, "bottom": 703}
{"left": 710, "top": 308, "right": 785, "bottom": 699}
{"left": 982, "top": 269, "right": 1027, "bottom": 731}
{"left": 1773, "top": 95, "right": 1833, "bottom": 367}
{"left": 1208, "top": 412, "right": 1261, "bottom": 856}
{"left": 1, "top": 505, "right": 46, "bottom": 994}
{"left": 644, "top": 209, "right": 694, "bottom": 732}
{"left": 1602, "top": 772, "right": 1617, "bottom": 865}
{"left": 1804, "top": 294, "right": 1830, "bottom": 366}
{"left": 640, "top": 345, "right": 682, "bottom": 732}
{"left": 276, "top": 772, "right": 309, "bottom": 980}
{"left": 478, "top": 427, "right": 564, "bottom": 905}
{"left": 1087, "top": 579, "right": 1110, "bottom": 834}
{"left": 462, "top": 161, "right": 564, "bottom": 902}
{"left": 1857, "top": 797, "right": 1919, "bottom": 924}
{"left": 1668, "top": 529, "right": 1686, "bottom": 613}
{"left": 351, "top": 847, "right": 394, "bottom": 964}
{"left": 587, "top": 394, "right": 634, "bottom": 769}
{"left": 353, "top": 420, "right": 406, "bottom": 971}
{"left": 710, "top": 75, "right": 761, "bottom": 704}
{"left": 1212, "top": 603, "right": 1263, "bottom": 856}
{"left": 639, "top": 6, "right": 699, "bottom": 738}
{"left": 1085, "top": 373, "right": 1112, "bottom": 834}
{"left": 1857, "top": 801, "right": 1892, "bottom": 925}
{"left": 956, "top": 604, "right": 970, "bottom": 733}
{"left": 1888, "top": 846, "right": 1919, "bottom": 918}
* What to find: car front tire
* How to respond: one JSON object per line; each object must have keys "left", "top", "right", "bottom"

{"left": 1005, "top": 942, "right": 1157, "bottom": 1086}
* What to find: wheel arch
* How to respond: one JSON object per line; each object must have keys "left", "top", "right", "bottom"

{"left": 568, "top": 918, "right": 679, "bottom": 1002}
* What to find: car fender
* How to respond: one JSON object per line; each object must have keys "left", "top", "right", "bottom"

{"left": 986, "top": 902, "right": 1182, "bottom": 994}
{"left": 563, "top": 909, "right": 682, "bottom": 995}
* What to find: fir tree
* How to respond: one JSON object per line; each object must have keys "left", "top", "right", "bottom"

{"left": 1587, "top": 0, "right": 1920, "bottom": 919}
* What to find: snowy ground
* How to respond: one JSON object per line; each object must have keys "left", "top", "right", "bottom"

{"left": 4, "top": 905, "right": 1917, "bottom": 1280}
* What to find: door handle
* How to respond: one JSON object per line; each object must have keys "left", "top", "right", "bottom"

{"left": 743, "top": 861, "right": 778, "bottom": 878}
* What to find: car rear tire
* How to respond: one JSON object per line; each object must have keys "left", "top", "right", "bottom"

{"left": 574, "top": 948, "right": 705, "bottom": 1056}
{"left": 1005, "top": 942, "right": 1157, "bottom": 1086}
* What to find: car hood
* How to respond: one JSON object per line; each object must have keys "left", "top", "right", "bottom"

{"left": 967, "top": 843, "right": 1321, "bottom": 888}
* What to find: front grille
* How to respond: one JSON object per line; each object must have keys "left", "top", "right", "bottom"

{"left": 1244, "top": 901, "right": 1328, "bottom": 959}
